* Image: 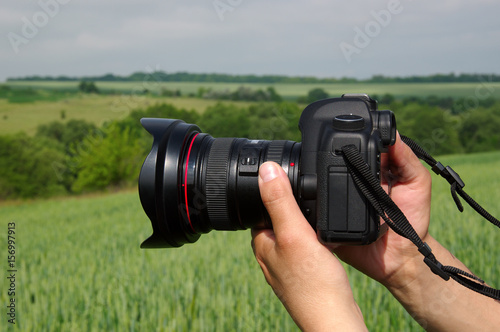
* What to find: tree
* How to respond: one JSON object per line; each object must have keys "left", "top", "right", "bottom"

{"left": 36, "top": 119, "right": 97, "bottom": 153}
{"left": 266, "top": 86, "right": 283, "bottom": 103}
{"left": 459, "top": 106, "right": 500, "bottom": 152}
{"left": 247, "top": 102, "right": 301, "bottom": 141}
{"left": 199, "top": 103, "right": 250, "bottom": 137}
{"left": 307, "top": 88, "right": 329, "bottom": 102}
{"left": 78, "top": 81, "right": 99, "bottom": 94}
{"left": 160, "top": 88, "right": 181, "bottom": 97}
{"left": 394, "top": 103, "right": 463, "bottom": 155}
{"left": 126, "top": 103, "right": 199, "bottom": 125}
{"left": 0, "top": 134, "right": 66, "bottom": 198}
{"left": 71, "top": 122, "right": 144, "bottom": 192}
{"left": 379, "top": 93, "right": 395, "bottom": 105}
{"left": 298, "top": 88, "right": 329, "bottom": 104}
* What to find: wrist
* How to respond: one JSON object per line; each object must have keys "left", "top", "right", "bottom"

{"left": 380, "top": 233, "right": 436, "bottom": 292}
{"left": 379, "top": 235, "right": 500, "bottom": 331}
{"left": 291, "top": 297, "right": 367, "bottom": 332}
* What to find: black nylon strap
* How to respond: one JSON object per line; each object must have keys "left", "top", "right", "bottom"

{"left": 341, "top": 140, "right": 500, "bottom": 301}
{"left": 342, "top": 145, "right": 424, "bottom": 248}
{"left": 444, "top": 266, "right": 500, "bottom": 299}
{"left": 455, "top": 186, "right": 500, "bottom": 228}
{"left": 400, "top": 135, "right": 500, "bottom": 229}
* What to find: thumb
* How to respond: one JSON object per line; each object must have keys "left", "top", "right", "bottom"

{"left": 387, "top": 132, "right": 431, "bottom": 185}
{"left": 258, "top": 162, "right": 316, "bottom": 241}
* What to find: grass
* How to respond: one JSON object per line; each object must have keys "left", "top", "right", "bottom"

{"left": 0, "top": 95, "right": 130, "bottom": 136}
{"left": 1, "top": 80, "right": 499, "bottom": 330}
{"left": 427, "top": 151, "right": 500, "bottom": 283}
{"left": 7, "top": 80, "right": 500, "bottom": 100}
{"left": 0, "top": 95, "right": 250, "bottom": 136}
{"left": 0, "top": 192, "right": 298, "bottom": 331}
{"left": 0, "top": 151, "right": 499, "bottom": 331}
{"left": 3, "top": 80, "right": 500, "bottom": 136}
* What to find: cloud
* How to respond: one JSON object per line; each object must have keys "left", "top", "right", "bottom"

{"left": 1, "top": 0, "right": 499, "bottom": 81}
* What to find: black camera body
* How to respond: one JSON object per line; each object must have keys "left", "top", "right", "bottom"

{"left": 299, "top": 94, "right": 395, "bottom": 244}
{"left": 139, "top": 94, "right": 396, "bottom": 248}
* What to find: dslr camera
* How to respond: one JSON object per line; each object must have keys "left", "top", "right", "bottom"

{"left": 139, "top": 94, "right": 396, "bottom": 248}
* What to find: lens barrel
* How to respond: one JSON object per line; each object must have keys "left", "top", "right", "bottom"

{"left": 139, "top": 118, "right": 300, "bottom": 248}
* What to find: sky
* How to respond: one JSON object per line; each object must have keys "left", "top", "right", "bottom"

{"left": 1, "top": 0, "right": 499, "bottom": 82}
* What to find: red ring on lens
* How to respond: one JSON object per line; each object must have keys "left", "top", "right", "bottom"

{"left": 184, "top": 133, "right": 199, "bottom": 232}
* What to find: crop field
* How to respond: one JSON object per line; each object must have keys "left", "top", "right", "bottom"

{"left": 7, "top": 80, "right": 500, "bottom": 101}
{"left": 1, "top": 151, "right": 499, "bottom": 331}
{"left": 3, "top": 80, "right": 500, "bottom": 137}
{"left": 0, "top": 95, "right": 250, "bottom": 136}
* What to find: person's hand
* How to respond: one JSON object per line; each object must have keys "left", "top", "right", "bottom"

{"left": 251, "top": 136, "right": 500, "bottom": 331}
{"left": 251, "top": 162, "right": 367, "bottom": 331}
{"left": 333, "top": 132, "right": 433, "bottom": 289}
{"left": 333, "top": 131, "right": 500, "bottom": 331}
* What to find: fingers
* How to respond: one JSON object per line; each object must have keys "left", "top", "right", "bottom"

{"left": 386, "top": 132, "right": 431, "bottom": 185}
{"left": 257, "top": 162, "right": 317, "bottom": 242}
{"left": 250, "top": 227, "right": 275, "bottom": 279}
{"left": 250, "top": 227, "right": 274, "bottom": 258}
{"left": 252, "top": 161, "right": 321, "bottom": 283}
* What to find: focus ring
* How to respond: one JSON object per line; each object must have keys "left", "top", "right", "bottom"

{"left": 205, "top": 138, "right": 234, "bottom": 229}
{"left": 266, "top": 140, "right": 287, "bottom": 165}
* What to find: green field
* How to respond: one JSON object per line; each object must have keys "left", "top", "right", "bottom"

{"left": 7, "top": 80, "right": 500, "bottom": 100}
{"left": 0, "top": 95, "right": 251, "bottom": 136}
{"left": 1, "top": 79, "right": 499, "bottom": 330}
{"left": 1, "top": 152, "right": 499, "bottom": 331}
{"left": 3, "top": 80, "right": 500, "bottom": 136}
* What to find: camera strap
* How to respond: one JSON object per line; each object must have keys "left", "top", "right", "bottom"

{"left": 341, "top": 137, "right": 500, "bottom": 301}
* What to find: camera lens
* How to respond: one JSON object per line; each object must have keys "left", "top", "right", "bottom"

{"left": 139, "top": 118, "right": 301, "bottom": 248}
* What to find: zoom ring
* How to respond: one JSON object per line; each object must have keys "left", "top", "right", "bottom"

{"left": 266, "top": 140, "right": 287, "bottom": 165}
{"left": 205, "top": 138, "right": 234, "bottom": 230}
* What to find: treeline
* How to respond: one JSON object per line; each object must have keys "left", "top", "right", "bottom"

{"left": 198, "top": 86, "right": 283, "bottom": 102}
{"left": 368, "top": 73, "right": 500, "bottom": 83}
{"left": 1, "top": 99, "right": 500, "bottom": 200}
{"left": 7, "top": 72, "right": 500, "bottom": 84}
{"left": 1, "top": 82, "right": 287, "bottom": 103}
{"left": 0, "top": 102, "right": 302, "bottom": 200}
{"left": 371, "top": 93, "right": 498, "bottom": 115}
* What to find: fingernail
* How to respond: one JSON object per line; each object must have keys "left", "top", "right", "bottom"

{"left": 259, "top": 162, "right": 279, "bottom": 183}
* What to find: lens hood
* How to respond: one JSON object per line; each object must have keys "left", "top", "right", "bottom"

{"left": 139, "top": 118, "right": 201, "bottom": 248}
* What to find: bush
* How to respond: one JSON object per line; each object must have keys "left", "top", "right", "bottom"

{"left": 199, "top": 103, "right": 250, "bottom": 137}
{"left": 78, "top": 81, "right": 99, "bottom": 94}
{"left": 0, "top": 134, "right": 66, "bottom": 199}
{"left": 394, "top": 103, "right": 463, "bottom": 155}
{"left": 2, "top": 96, "right": 498, "bottom": 200}
{"left": 297, "top": 88, "right": 329, "bottom": 104}
{"left": 127, "top": 103, "right": 199, "bottom": 125}
{"left": 71, "top": 122, "right": 145, "bottom": 193}
{"left": 201, "top": 86, "right": 283, "bottom": 102}
{"left": 160, "top": 88, "right": 181, "bottom": 97}
{"left": 459, "top": 107, "right": 500, "bottom": 153}
{"left": 36, "top": 119, "right": 97, "bottom": 153}
{"left": 246, "top": 102, "right": 301, "bottom": 141}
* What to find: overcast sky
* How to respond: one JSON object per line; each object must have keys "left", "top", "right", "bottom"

{"left": 1, "top": 0, "right": 499, "bottom": 82}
